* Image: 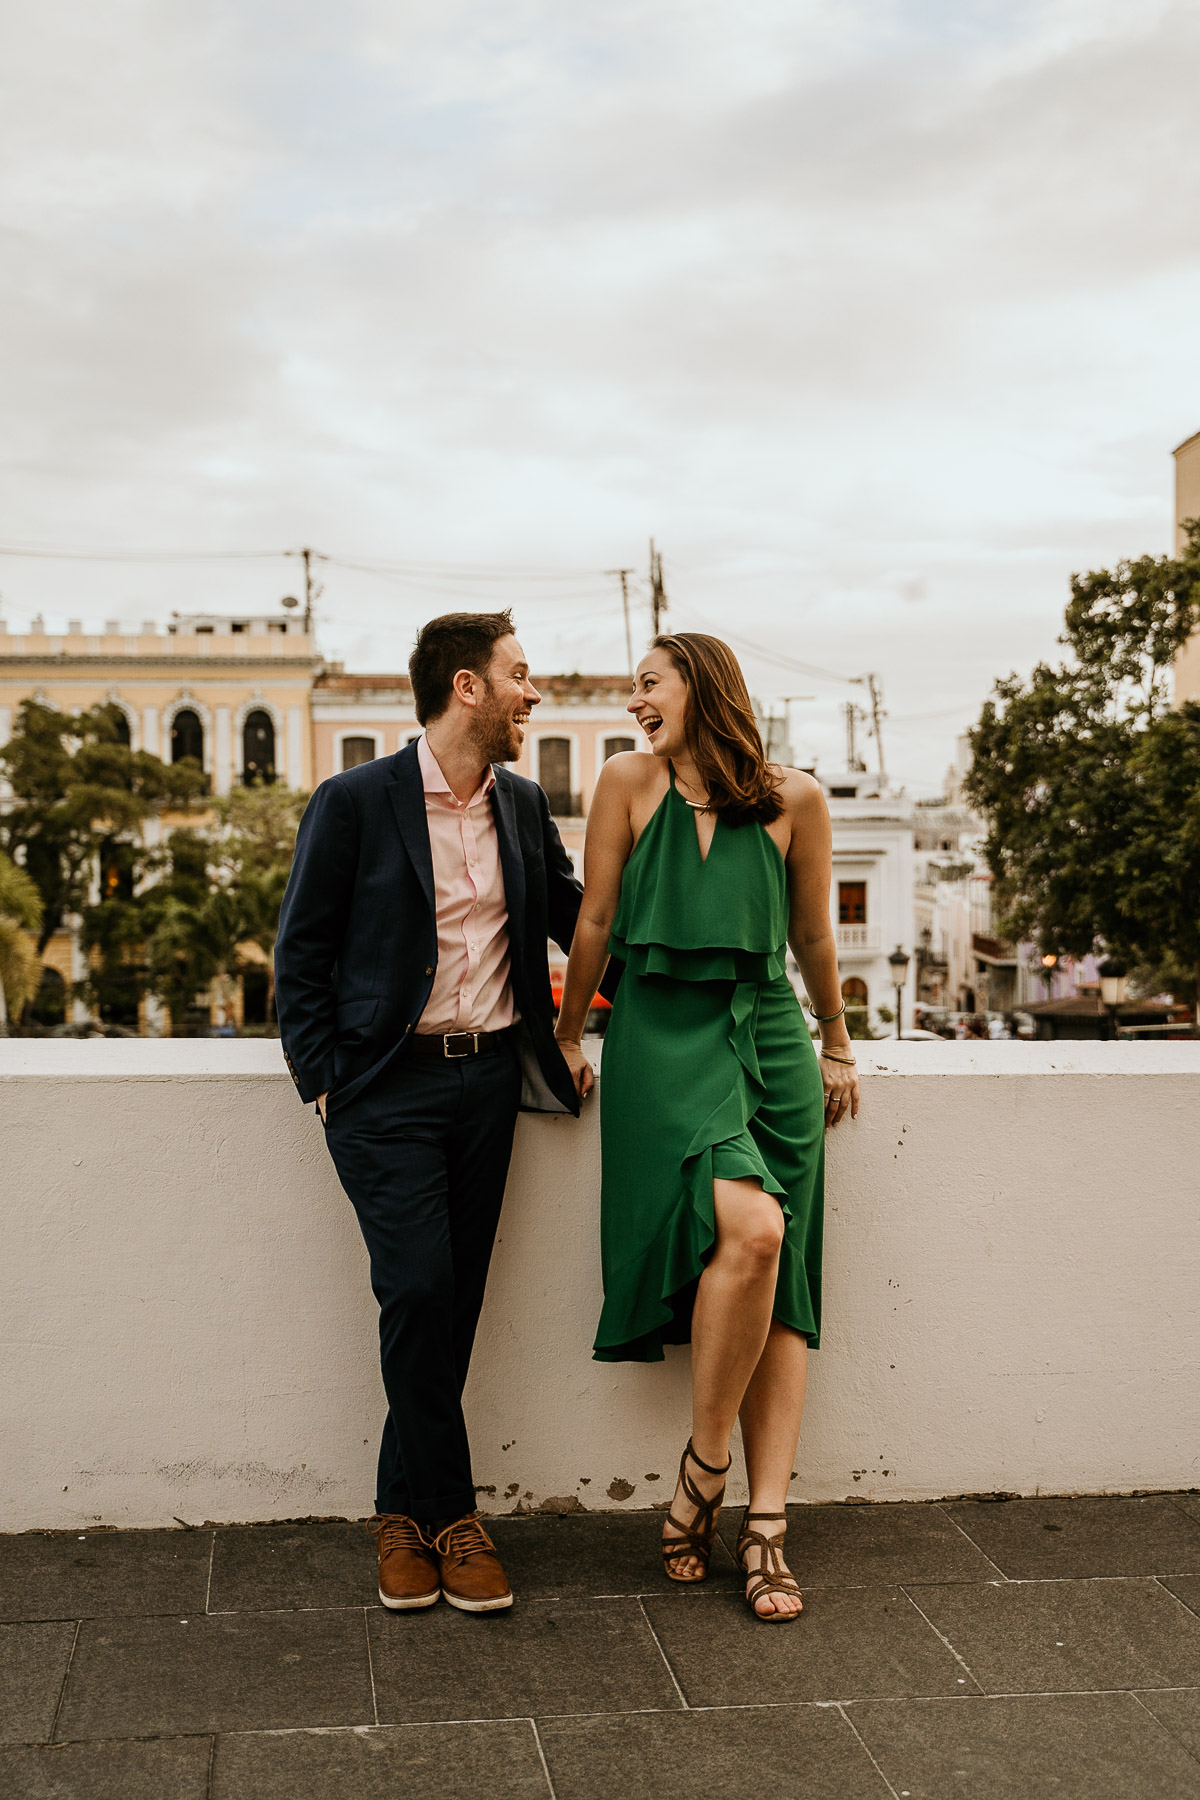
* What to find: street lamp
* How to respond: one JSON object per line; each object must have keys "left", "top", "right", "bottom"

{"left": 1040, "top": 952, "right": 1058, "bottom": 1002}
{"left": 1099, "top": 960, "right": 1128, "bottom": 1041}
{"left": 887, "top": 945, "right": 910, "bottom": 1040}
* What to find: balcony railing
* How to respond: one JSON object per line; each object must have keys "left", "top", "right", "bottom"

{"left": 836, "top": 923, "right": 881, "bottom": 952}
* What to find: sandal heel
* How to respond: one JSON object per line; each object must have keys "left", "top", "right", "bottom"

{"left": 661, "top": 1438, "right": 732, "bottom": 1583}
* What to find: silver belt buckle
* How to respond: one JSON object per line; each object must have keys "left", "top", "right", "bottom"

{"left": 443, "top": 1032, "right": 478, "bottom": 1059}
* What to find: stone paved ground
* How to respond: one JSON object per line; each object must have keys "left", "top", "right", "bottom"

{"left": 3, "top": 1493, "right": 1200, "bottom": 1798}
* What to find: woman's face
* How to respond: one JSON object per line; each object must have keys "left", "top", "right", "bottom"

{"left": 628, "top": 650, "right": 690, "bottom": 758}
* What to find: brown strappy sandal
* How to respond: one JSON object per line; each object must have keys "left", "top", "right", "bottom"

{"left": 736, "top": 1510, "right": 804, "bottom": 1622}
{"left": 661, "top": 1438, "right": 732, "bottom": 1582}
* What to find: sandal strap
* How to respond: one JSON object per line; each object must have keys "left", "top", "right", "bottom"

{"left": 745, "top": 1570, "right": 803, "bottom": 1602}
{"left": 662, "top": 1438, "right": 730, "bottom": 1568}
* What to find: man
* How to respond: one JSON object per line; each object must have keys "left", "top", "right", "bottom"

{"left": 275, "top": 610, "right": 604, "bottom": 1613}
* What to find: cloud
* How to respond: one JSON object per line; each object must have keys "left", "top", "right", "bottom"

{"left": 1, "top": 0, "right": 1197, "bottom": 785}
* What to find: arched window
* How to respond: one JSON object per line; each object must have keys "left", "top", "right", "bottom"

{"left": 101, "top": 703, "right": 131, "bottom": 748}
{"left": 538, "top": 738, "right": 575, "bottom": 815}
{"left": 341, "top": 736, "right": 377, "bottom": 771}
{"left": 604, "top": 735, "right": 635, "bottom": 760}
{"left": 171, "top": 708, "right": 203, "bottom": 767}
{"left": 842, "top": 977, "right": 869, "bottom": 1004}
{"left": 242, "top": 710, "right": 276, "bottom": 785}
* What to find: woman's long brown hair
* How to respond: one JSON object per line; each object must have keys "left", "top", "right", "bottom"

{"left": 653, "top": 632, "right": 784, "bottom": 827}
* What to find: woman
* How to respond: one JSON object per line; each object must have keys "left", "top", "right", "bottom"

{"left": 555, "top": 633, "right": 859, "bottom": 1622}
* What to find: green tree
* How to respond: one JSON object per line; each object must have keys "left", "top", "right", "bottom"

{"left": 965, "top": 525, "right": 1200, "bottom": 1015}
{"left": 0, "top": 700, "right": 205, "bottom": 954}
{"left": 0, "top": 850, "right": 44, "bottom": 1029}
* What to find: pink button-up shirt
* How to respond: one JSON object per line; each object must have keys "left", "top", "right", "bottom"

{"left": 415, "top": 733, "right": 516, "bottom": 1036}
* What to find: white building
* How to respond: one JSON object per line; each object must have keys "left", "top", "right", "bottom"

{"left": 817, "top": 767, "right": 916, "bottom": 1033}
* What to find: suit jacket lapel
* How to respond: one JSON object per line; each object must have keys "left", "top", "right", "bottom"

{"left": 385, "top": 742, "right": 436, "bottom": 920}
{"left": 491, "top": 770, "right": 527, "bottom": 957}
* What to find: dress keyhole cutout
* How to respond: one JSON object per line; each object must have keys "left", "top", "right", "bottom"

{"left": 692, "top": 808, "right": 717, "bottom": 864}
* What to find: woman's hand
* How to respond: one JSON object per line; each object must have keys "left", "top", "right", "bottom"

{"left": 818, "top": 1049, "right": 859, "bottom": 1127}
{"left": 556, "top": 1036, "right": 595, "bottom": 1100}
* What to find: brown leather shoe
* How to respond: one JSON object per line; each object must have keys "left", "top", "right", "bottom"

{"left": 431, "top": 1513, "right": 513, "bottom": 1612}
{"left": 369, "top": 1514, "right": 441, "bottom": 1610}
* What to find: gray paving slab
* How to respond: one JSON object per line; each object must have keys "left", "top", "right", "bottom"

{"left": 486, "top": 1509, "right": 740, "bottom": 1598}
{"left": 715, "top": 1500, "right": 1002, "bottom": 1587}
{"left": 909, "top": 1576, "right": 1200, "bottom": 1693}
{"left": 55, "top": 1610, "right": 373, "bottom": 1742}
{"left": 211, "top": 1721, "right": 549, "bottom": 1799}
{"left": 208, "top": 1522, "right": 375, "bottom": 1613}
{"left": 1134, "top": 1688, "right": 1200, "bottom": 1760}
{"left": 1163, "top": 1574, "right": 1200, "bottom": 1617}
{"left": 0, "top": 1734, "right": 211, "bottom": 1798}
{"left": 943, "top": 1495, "right": 1200, "bottom": 1579}
{"left": 538, "top": 1703, "right": 892, "bottom": 1800}
{"left": 367, "top": 1597, "right": 683, "bottom": 1723}
{"left": 0, "top": 1529, "right": 213, "bottom": 1623}
{"left": 1171, "top": 1495, "right": 1200, "bottom": 1527}
{"left": 850, "top": 1691, "right": 1200, "bottom": 1799}
{"left": 642, "top": 1586, "right": 969, "bottom": 1706}
{"left": 0, "top": 1621, "right": 77, "bottom": 1746}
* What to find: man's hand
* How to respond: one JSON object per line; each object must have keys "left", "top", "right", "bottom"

{"left": 317, "top": 1091, "right": 329, "bottom": 1123}
{"left": 555, "top": 1037, "right": 594, "bottom": 1100}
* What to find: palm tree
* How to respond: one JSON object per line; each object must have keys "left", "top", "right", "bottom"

{"left": 0, "top": 851, "right": 44, "bottom": 1031}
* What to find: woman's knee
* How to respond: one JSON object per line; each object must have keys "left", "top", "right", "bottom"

{"left": 717, "top": 1197, "right": 784, "bottom": 1268}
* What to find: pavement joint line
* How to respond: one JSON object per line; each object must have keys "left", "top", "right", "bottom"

{"left": 1155, "top": 1576, "right": 1200, "bottom": 1620}
{"left": 833, "top": 1701, "right": 903, "bottom": 1800}
{"left": 529, "top": 1717, "right": 558, "bottom": 1799}
{"left": 1127, "top": 1689, "right": 1200, "bottom": 1771}
{"left": 204, "top": 1731, "right": 216, "bottom": 1800}
{"left": 897, "top": 1586, "right": 986, "bottom": 1695}
{"left": 636, "top": 1596, "right": 689, "bottom": 1710}
{"left": 46, "top": 1618, "right": 80, "bottom": 1745}
{"left": 363, "top": 1606, "right": 379, "bottom": 1726}
{"left": 203, "top": 1531, "right": 215, "bottom": 1615}
{"left": 932, "top": 1502, "right": 1011, "bottom": 1580}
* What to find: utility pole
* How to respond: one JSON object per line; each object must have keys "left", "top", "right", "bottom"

{"left": 300, "top": 548, "right": 322, "bottom": 635}
{"left": 865, "top": 673, "right": 886, "bottom": 783}
{"left": 606, "top": 568, "right": 636, "bottom": 677}
{"left": 649, "top": 539, "right": 667, "bottom": 635}
{"left": 781, "top": 695, "right": 815, "bottom": 766}
{"left": 843, "top": 700, "right": 868, "bottom": 772}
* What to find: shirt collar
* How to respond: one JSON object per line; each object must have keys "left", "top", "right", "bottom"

{"left": 417, "top": 731, "right": 497, "bottom": 805}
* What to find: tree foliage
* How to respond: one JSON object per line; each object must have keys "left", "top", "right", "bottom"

{"left": 965, "top": 525, "right": 1200, "bottom": 1006}
{"left": 1, "top": 699, "right": 308, "bottom": 1031}
{"left": 0, "top": 700, "right": 205, "bottom": 953}
{"left": 0, "top": 849, "right": 44, "bottom": 1025}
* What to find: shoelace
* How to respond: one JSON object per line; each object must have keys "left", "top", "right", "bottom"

{"left": 367, "top": 1514, "right": 432, "bottom": 1558}
{"left": 430, "top": 1515, "right": 497, "bottom": 1566}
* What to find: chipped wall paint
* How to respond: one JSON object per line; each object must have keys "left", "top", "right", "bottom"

{"left": 2, "top": 1040, "right": 1199, "bottom": 1531}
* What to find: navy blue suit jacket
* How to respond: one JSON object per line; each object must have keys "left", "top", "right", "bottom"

{"left": 274, "top": 741, "right": 603, "bottom": 1118}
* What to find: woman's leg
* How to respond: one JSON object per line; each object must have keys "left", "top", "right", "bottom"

{"left": 663, "top": 1176, "right": 784, "bottom": 1578}
{"left": 736, "top": 1319, "right": 808, "bottom": 1616}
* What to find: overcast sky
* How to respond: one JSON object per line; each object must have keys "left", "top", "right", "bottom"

{"left": 2, "top": 0, "right": 1198, "bottom": 790}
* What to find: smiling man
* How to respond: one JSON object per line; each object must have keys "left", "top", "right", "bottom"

{"left": 275, "top": 611, "right": 599, "bottom": 1614}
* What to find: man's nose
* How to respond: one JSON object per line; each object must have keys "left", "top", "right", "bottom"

{"left": 526, "top": 680, "right": 542, "bottom": 705}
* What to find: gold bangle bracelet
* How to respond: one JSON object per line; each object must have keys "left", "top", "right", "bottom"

{"left": 819, "top": 1051, "right": 857, "bottom": 1065}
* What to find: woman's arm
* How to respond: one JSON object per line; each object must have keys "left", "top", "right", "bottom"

{"left": 782, "top": 771, "right": 859, "bottom": 1124}
{"left": 554, "top": 756, "right": 637, "bottom": 1096}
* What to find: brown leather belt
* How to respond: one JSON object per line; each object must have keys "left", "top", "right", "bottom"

{"left": 408, "top": 1027, "right": 513, "bottom": 1060}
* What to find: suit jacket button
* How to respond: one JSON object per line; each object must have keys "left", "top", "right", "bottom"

{"left": 425, "top": 966, "right": 434, "bottom": 976}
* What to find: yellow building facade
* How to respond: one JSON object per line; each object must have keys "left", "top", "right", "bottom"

{"left": 1174, "top": 428, "right": 1200, "bottom": 705}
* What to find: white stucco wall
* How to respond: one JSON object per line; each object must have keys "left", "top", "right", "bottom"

{"left": 2, "top": 1040, "right": 1198, "bottom": 1531}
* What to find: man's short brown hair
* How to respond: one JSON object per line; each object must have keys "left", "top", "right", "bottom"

{"left": 408, "top": 610, "right": 516, "bottom": 725}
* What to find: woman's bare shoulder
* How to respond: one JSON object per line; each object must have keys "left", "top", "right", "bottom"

{"left": 595, "top": 750, "right": 661, "bottom": 796}
{"left": 770, "top": 765, "right": 826, "bottom": 815}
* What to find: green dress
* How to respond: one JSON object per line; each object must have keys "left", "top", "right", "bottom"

{"left": 594, "top": 766, "right": 825, "bottom": 1363}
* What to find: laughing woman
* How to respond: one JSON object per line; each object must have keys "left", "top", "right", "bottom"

{"left": 554, "top": 633, "right": 859, "bottom": 1623}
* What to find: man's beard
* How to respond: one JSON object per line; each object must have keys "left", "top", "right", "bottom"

{"left": 468, "top": 682, "right": 522, "bottom": 765}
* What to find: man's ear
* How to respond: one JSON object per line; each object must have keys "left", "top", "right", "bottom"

{"left": 450, "top": 666, "right": 481, "bottom": 709}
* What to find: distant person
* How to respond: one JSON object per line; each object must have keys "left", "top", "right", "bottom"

{"left": 556, "top": 633, "right": 859, "bottom": 1624}
{"left": 275, "top": 611, "right": 607, "bottom": 1616}
{"left": 987, "top": 1015, "right": 1008, "bottom": 1040}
